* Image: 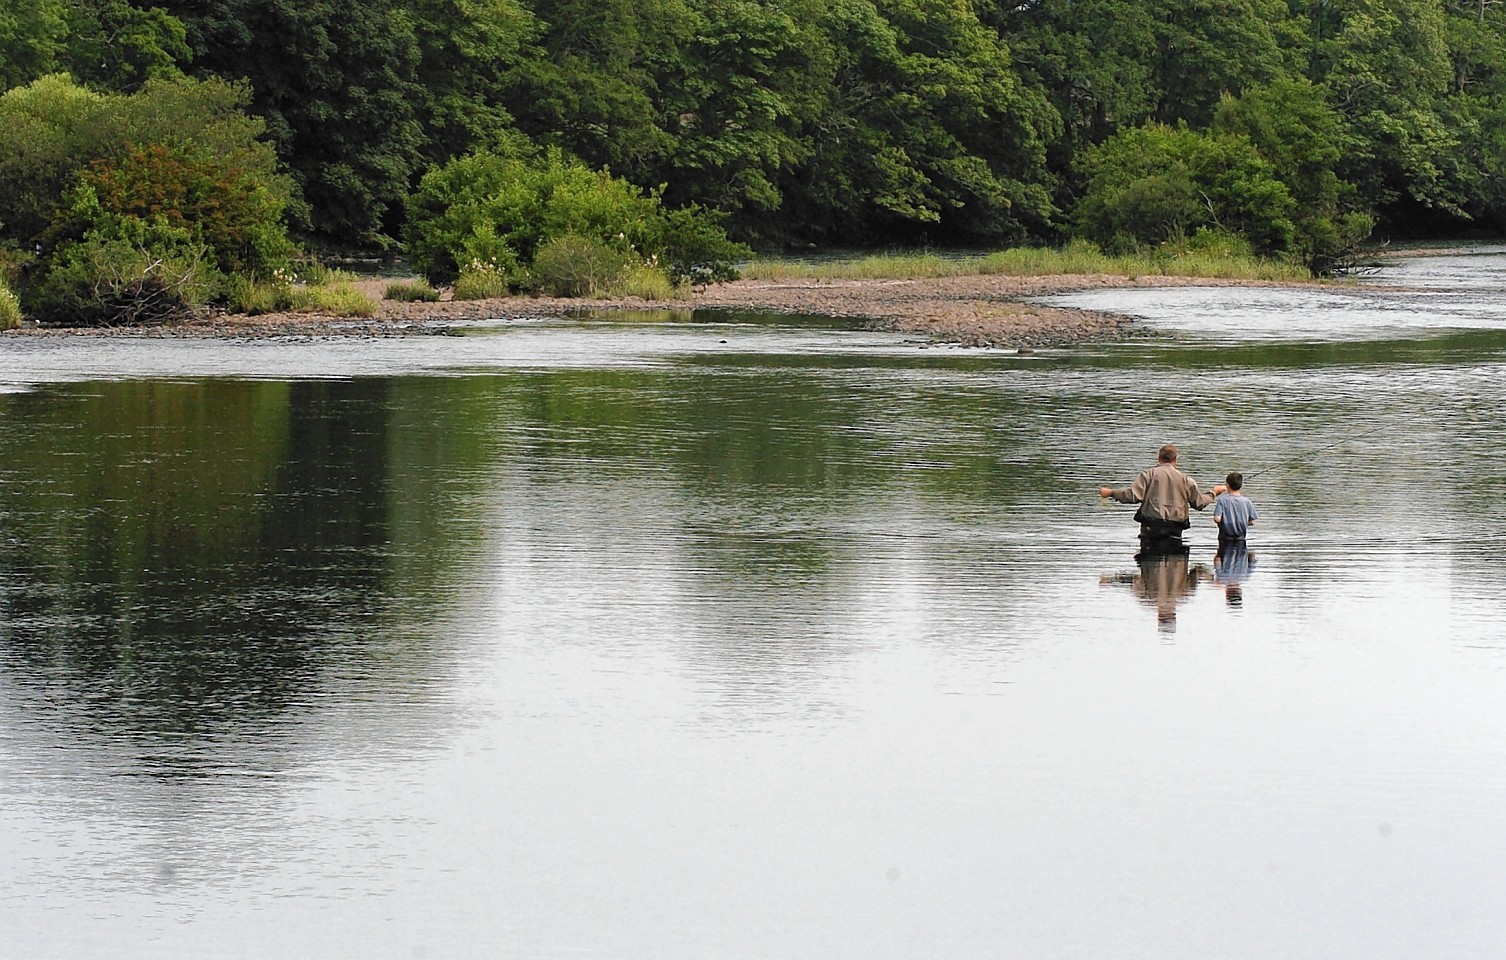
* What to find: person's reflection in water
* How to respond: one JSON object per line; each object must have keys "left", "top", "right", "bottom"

{"left": 1100, "top": 551, "right": 1212, "bottom": 633}
{"left": 1213, "top": 541, "right": 1257, "bottom": 607}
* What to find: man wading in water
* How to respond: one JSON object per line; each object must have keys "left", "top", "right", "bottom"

{"left": 1099, "top": 444, "right": 1225, "bottom": 557}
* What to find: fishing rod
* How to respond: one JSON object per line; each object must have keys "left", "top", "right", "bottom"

{"left": 1102, "top": 412, "right": 1415, "bottom": 491}
{"left": 1241, "top": 410, "right": 1436, "bottom": 481}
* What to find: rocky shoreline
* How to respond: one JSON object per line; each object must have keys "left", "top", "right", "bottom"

{"left": 7, "top": 272, "right": 1316, "bottom": 347}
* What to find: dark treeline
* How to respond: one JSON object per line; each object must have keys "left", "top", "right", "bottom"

{"left": 4, "top": 0, "right": 1506, "bottom": 265}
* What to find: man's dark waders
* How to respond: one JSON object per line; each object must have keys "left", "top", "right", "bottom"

{"left": 1135, "top": 511, "right": 1191, "bottom": 559}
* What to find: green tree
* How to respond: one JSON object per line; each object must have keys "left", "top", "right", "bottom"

{"left": 1433, "top": 0, "right": 1506, "bottom": 228}
{"left": 407, "top": 0, "right": 538, "bottom": 163}
{"left": 61, "top": 0, "right": 191, "bottom": 91}
{"left": 0, "top": 0, "right": 191, "bottom": 93}
{"left": 506, "top": 0, "right": 692, "bottom": 183}
{"left": 1213, "top": 79, "right": 1374, "bottom": 271}
{"left": 1302, "top": 0, "right": 1462, "bottom": 219}
{"left": 652, "top": 0, "right": 826, "bottom": 231}
{"left": 782, "top": 0, "right": 1057, "bottom": 244}
{"left": 156, "top": 0, "right": 428, "bottom": 245}
{"left": 998, "top": 0, "right": 1304, "bottom": 241}
{"left": 0, "top": 0, "right": 68, "bottom": 90}
{"left": 1149, "top": 0, "right": 1306, "bottom": 126}
{"left": 996, "top": 0, "right": 1159, "bottom": 158}
{"left": 1074, "top": 122, "right": 1296, "bottom": 254}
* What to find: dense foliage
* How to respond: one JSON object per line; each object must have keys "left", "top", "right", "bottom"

{"left": 6, "top": 0, "right": 1506, "bottom": 285}
{"left": 406, "top": 145, "right": 747, "bottom": 289}
{"left": 0, "top": 74, "right": 294, "bottom": 324}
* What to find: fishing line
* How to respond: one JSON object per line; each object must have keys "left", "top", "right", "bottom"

{"left": 1241, "top": 421, "right": 1390, "bottom": 481}
{"left": 1241, "top": 407, "right": 1439, "bottom": 481}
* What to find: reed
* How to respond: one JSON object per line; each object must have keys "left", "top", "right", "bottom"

{"left": 0, "top": 280, "right": 22, "bottom": 330}
{"left": 384, "top": 279, "right": 440, "bottom": 302}
{"left": 742, "top": 242, "right": 1310, "bottom": 284}
{"left": 285, "top": 282, "right": 378, "bottom": 317}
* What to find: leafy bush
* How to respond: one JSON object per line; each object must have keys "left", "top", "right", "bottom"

{"left": 1292, "top": 210, "right": 1377, "bottom": 276}
{"left": 72, "top": 143, "right": 295, "bottom": 277}
{"left": 0, "top": 74, "right": 299, "bottom": 324}
{"left": 531, "top": 233, "right": 630, "bottom": 297}
{"left": 0, "top": 281, "right": 22, "bottom": 330}
{"left": 29, "top": 218, "right": 217, "bottom": 326}
{"left": 642, "top": 206, "right": 745, "bottom": 286}
{"left": 452, "top": 262, "right": 510, "bottom": 300}
{"left": 614, "top": 262, "right": 679, "bottom": 300}
{"left": 384, "top": 279, "right": 440, "bottom": 302}
{"left": 0, "top": 75, "right": 286, "bottom": 250}
{"left": 406, "top": 146, "right": 747, "bottom": 290}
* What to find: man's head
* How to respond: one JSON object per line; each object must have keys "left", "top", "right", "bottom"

{"left": 1225, "top": 471, "right": 1243, "bottom": 491}
{"left": 1158, "top": 444, "right": 1178, "bottom": 464}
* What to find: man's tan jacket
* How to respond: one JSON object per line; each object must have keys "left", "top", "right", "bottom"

{"left": 1107, "top": 462, "right": 1215, "bottom": 527}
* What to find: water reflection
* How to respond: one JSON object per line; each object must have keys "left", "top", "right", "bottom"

{"left": 1100, "top": 553, "right": 1213, "bottom": 632}
{"left": 0, "top": 380, "right": 476, "bottom": 767}
{"left": 1213, "top": 541, "right": 1257, "bottom": 607}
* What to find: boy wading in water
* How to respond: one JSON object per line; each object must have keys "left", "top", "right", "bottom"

{"left": 1099, "top": 444, "right": 1225, "bottom": 557}
{"left": 1212, "top": 472, "right": 1258, "bottom": 546}
{"left": 1212, "top": 473, "right": 1258, "bottom": 606}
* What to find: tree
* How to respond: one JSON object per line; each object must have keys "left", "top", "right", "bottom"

{"left": 996, "top": 0, "right": 1159, "bottom": 158}
{"left": 1303, "top": 0, "right": 1462, "bottom": 219}
{"left": 1214, "top": 80, "right": 1374, "bottom": 271}
{"left": 999, "top": 0, "right": 1304, "bottom": 240}
{"left": 506, "top": 0, "right": 692, "bottom": 183}
{"left": 1433, "top": 0, "right": 1506, "bottom": 229}
{"left": 0, "top": 0, "right": 68, "bottom": 91}
{"left": 651, "top": 0, "right": 826, "bottom": 232}
{"left": 155, "top": 0, "right": 428, "bottom": 246}
{"left": 1074, "top": 122, "right": 1296, "bottom": 255}
{"left": 1148, "top": 0, "right": 1306, "bottom": 126}
{"left": 779, "top": 0, "right": 1057, "bottom": 244}
{"left": 60, "top": 0, "right": 191, "bottom": 91}
{"left": 407, "top": 0, "right": 538, "bottom": 163}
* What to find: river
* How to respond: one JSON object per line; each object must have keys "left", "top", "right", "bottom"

{"left": 2, "top": 250, "right": 1505, "bottom": 959}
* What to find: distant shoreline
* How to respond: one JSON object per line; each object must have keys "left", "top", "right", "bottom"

{"left": 8, "top": 272, "right": 1329, "bottom": 348}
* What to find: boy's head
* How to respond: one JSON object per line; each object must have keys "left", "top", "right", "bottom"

{"left": 1225, "top": 471, "right": 1243, "bottom": 491}
{"left": 1158, "top": 444, "right": 1178, "bottom": 463}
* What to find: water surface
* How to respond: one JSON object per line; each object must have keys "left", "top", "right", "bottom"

{"left": 3, "top": 259, "right": 1506, "bottom": 959}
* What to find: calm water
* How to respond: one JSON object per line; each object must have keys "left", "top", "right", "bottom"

{"left": 3, "top": 254, "right": 1506, "bottom": 959}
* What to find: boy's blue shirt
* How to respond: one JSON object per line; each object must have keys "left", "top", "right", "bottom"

{"left": 1214, "top": 492, "right": 1258, "bottom": 538}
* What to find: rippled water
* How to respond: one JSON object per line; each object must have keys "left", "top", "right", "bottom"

{"left": 4, "top": 257, "right": 1506, "bottom": 959}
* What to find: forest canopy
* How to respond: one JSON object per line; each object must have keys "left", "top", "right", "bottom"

{"left": 3, "top": 0, "right": 1506, "bottom": 282}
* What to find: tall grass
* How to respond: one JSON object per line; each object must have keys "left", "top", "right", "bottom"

{"left": 223, "top": 275, "right": 378, "bottom": 317}
{"left": 286, "top": 283, "right": 378, "bottom": 317}
{"left": 740, "top": 251, "right": 978, "bottom": 281}
{"left": 740, "top": 240, "right": 1311, "bottom": 283}
{"left": 0, "top": 279, "right": 21, "bottom": 330}
{"left": 383, "top": 279, "right": 440, "bottom": 302}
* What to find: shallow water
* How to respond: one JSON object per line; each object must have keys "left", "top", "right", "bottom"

{"left": 3, "top": 258, "right": 1506, "bottom": 959}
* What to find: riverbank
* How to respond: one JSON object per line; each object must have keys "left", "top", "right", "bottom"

{"left": 9, "top": 271, "right": 1322, "bottom": 347}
